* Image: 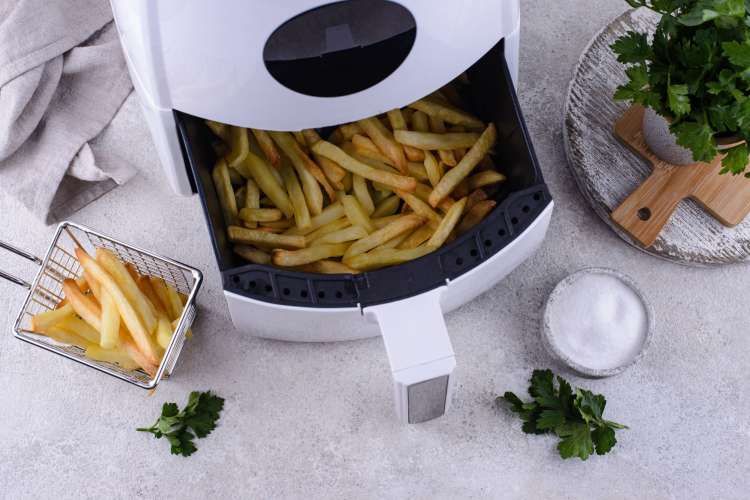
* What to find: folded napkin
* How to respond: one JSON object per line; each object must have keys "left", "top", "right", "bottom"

{"left": 0, "top": 0, "right": 135, "bottom": 224}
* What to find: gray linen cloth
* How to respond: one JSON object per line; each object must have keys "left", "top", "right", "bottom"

{"left": 0, "top": 0, "right": 135, "bottom": 224}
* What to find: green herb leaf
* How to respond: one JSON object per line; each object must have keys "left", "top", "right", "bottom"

{"left": 667, "top": 84, "right": 692, "bottom": 116}
{"left": 137, "top": 390, "right": 225, "bottom": 457}
{"left": 499, "top": 371, "right": 627, "bottom": 461}
{"left": 611, "top": 31, "right": 653, "bottom": 63}
{"left": 720, "top": 142, "right": 749, "bottom": 174}
{"left": 672, "top": 120, "right": 717, "bottom": 162}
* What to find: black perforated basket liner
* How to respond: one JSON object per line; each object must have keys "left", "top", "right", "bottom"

{"left": 175, "top": 38, "right": 551, "bottom": 308}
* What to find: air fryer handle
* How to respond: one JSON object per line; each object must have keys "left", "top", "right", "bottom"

{"left": 366, "top": 287, "right": 455, "bottom": 424}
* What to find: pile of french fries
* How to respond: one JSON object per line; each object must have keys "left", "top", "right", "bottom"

{"left": 29, "top": 247, "right": 187, "bottom": 376}
{"left": 208, "top": 86, "right": 505, "bottom": 273}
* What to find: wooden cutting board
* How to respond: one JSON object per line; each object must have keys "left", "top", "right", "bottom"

{"left": 611, "top": 105, "right": 750, "bottom": 247}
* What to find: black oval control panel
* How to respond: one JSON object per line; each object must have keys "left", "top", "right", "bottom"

{"left": 264, "top": 0, "right": 417, "bottom": 98}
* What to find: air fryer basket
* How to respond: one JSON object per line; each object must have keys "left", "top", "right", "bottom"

{"left": 175, "top": 39, "right": 551, "bottom": 308}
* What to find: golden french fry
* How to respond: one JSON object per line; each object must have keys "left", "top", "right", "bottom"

{"left": 457, "top": 200, "right": 497, "bottom": 235}
{"left": 314, "top": 225, "right": 368, "bottom": 244}
{"left": 234, "top": 185, "right": 247, "bottom": 209}
{"left": 352, "top": 174, "right": 375, "bottom": 215}
{"left": 235, "top": 152, "right": 294, "bottom": 218}
{"left": 251, "top": 129, "right": 281, "bottom": 168}
{"left": 269, "top": 131, "right": 332, "bottom": 210}
{"left": 239, "top": 207, "right": 283, "bottom": 223}
{"left": 411, "top": 110, "right": 430, "bottom": 132}
{"left": 96, "top": 248, "right": 158, "bottom": 335}
{"left": 212, "top": 159, "right": 240, "bottom": 226}
{"left": 155, "top": 316, "right": 174, "bottom": 350}
{"left": 62, "top": 279, "right": 102, "bottom": 332}
{"left": 98, "top": 287, "right": 120, "bottom": 349}
{"left": 259, "top": 219, "right": 293, "bottom": 229}
{"left": 341, "top": 195, "right": 375, "bottom": 233}
{"left": 352, "top": 134, "right": 395, "bottom": 166}
{"left": 312, "top": 141, "right": 417, "bottom": 193}
{"left": 357, "top": 117, "right": 407, "bottom": 173}
{"left": 372, "top": 195, "right": 401, "bottom": 218}
{"left": 380, "top": 229, "right": 413, "bottom": 249}
{"left": 343, "top": 214, "right": 424, "bottom": 260}
{"left": 396, "top": 190, "right": 442, "bottom": 225}
{"left": 85, "top": 344, "right": 139, "bottom": 371}
{"left": 228, "top": 226, "right": 306, "bottom": 249}
{"left": 407, "top": 162, "right": 429, "bottom": 183}
{"left": 241, "top": 179, "right": 260, "bottom": 228}
{"left": 272, "top": 243, "right": 350, "bottom": 267}
{"left": 423, "top": 150, "right": 443, "bottom": 187}
{"left": 306, "top": 218, "right": 351, "bottom": 243}
{"left": 429, "top": 124, "right": 496, "bottom": 207}
{"left": 279, "top": 162, "right": 311, "bottom": 230}
{"left": 387, "top": 109, "right": 424, "bottom": 161}
{"left": 394, "top": 130, "right": 481, "bottom": 150}
{"left": 372, "top": 215, "right": 401, "bottom": 229}
{"left": 233, "top": 244, "right": 272, "bottom": 265}
{"left": 346, "top": 245, "right": 434, "bottom": 271}
{"left": 428, "top": 115, "right": 457, "bottom": 167}
{"left": 415, "top": 182, "right": 455, "bottom": 212}
{"left": 120, "top": 334, "right": 158, "bottom": 376}
{"left": 465, "top": 188, "right": 489, "bottom": 211}
{"left": 292, "top": 130, "right": 306, "bottom": 146}
{"left": 428, "top": 197, "right": 467, "bottom": 247}
{"left": 205, "top": 120, "right": 228, "bottom": 140}
{"left": 30, "top": 303, "right": 74, "bottom": 332}
{"left": 54, "top": 314, "right": 100, "bottom": 344}
{"left": 298, "top": 260, "right": 359, "bottom": 274}
{"left": 338, "top": 123, "right": 364, "bottom": 140}
{"left": 466, "top": 170, "right": 506, "bottom": 190}
{"left": 74, "top": 248, "right": 159, "bottom": 366}
{"left": 41, "top": 325, "right": 91, "bottom": 349}
{"left": 228, "top": 166, "right": 245, "bottom": 186}
{"left": 74, "top": 276, "right": 89, "bottom": 293}
{"left": 303, "top": 129, "right": 347, "bottom": 185}
{"left": 398, "top": 225, "right": 434, "bottom": 249}
{"left": 149, "top": 277, "right": 179, "bottom": 321}
{"left": 408, "top": 98, "right": 484, "bottom": 128}
{"left": 225, "top": 126, "right": 249, "bottom": 168}
{"left": 164, "top": 283, "right": 184, "bottom": 323}
{"left": 285, "top": 201, "right": 345, "bottom": 236}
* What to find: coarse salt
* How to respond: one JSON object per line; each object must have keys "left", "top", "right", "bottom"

{"left": 546, "top": 272, "right": 648, "bottom": 371}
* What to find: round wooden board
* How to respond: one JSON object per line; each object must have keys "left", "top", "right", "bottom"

{"left": 563, "top": 8, "right": 750, "bottom": 266}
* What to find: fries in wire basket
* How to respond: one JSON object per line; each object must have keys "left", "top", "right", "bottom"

{"left": 208, "top": 84, "right": 506, "bottom": 273}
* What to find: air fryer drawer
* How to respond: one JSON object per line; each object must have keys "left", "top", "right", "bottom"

{"left": 175, "top": 38, "right": 551, "bottom": 308}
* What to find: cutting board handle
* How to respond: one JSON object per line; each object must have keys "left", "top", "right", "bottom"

{"left": 611, "top": 167, "right": 682, "bottom": 247}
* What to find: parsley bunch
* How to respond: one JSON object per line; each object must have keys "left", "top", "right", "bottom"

{"left": 137, "top": 391, "right": 225, "bottom": 457}
{"left": 612, "top": 0, "right": 750, "bottom": 176}
{"left": 499, "top": 370, "right": 627, "bottom": 461}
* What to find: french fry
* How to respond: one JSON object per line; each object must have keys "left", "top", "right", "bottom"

{"left": 341, "top": 195, "right": 375, "bottom": 233}
{"left": 260, "top": 219, "right": 293, "bottom": 229}
{"left": 428, "top": 116, "right": 457, "bottom": 167}
{"left": 387, "top": 109, "right": 424, "bottom": 161}
{"left": 352, "top": 174, "right": 375, "bottom": 215}
{"left": 423, "top": 150, "right": 443, "bottom": 187}
{"left": 137, "top": 276, "right": 168, "bottom": 318}
{"left": 303, "top": 129, "right": 347, "bottom": 185}
{"left": 233, "top": 244, "right": 271, "bottom": 265}
{"left": 380, "top": 229, "right": 412, "bottom": 249}
{"left": 398, "top": 224, "right": 434, "bottom": 249}
{"left": 415, "top": 182, "right": 455, "bottom": 212}
{"left": 98, "top": 287, "right": 120, "bottom": 349}
{"left": 155, "top": 316, "right": 174, "bottom": 350}
{"left": 292, "top": 130, "right": 306, "bottom": 146}
{"left": 407, "top": 162, "right": 429, "bottom": 183}
{"left": 372, "top": 215, "right": 401, "bottom": 229}
{"left": 62, "top": 279, "right": 102, "bottom": 332}
{"left": 357, "top": 117, "right": 407, "bottom": 173}
{"left": 272, "top": 243, "right": 350, "bottom": 267}
{"left": 314, "top": 225, "right": 368, "bottom": 244}
{"left": 120, "top": 335, "right": 158, "bottom": 376}
{"left": 466, "top": 170, "right": 506, "bottom": 190}
{"left": 306, "top": 218, "right": 351, "bottom": 243}
{"left": 312, "top": 141, "right": 417, "bottom": 192}
{"left": 343, "top": 214, "right": 425, "bottom": 260}
{"left": 298, "top": 260, "right": 359, "bottom": 274}
{"left": 228, "top": 167, "right": 245, "bottom": 186}
{"left": 235, "top": 152, "right": 294, "bottom": 218}
{"left": 149, "top": 277, "right": 179, "bottom": 320}
{"left": 30, "top": 303, "right": 74, "bottom": 332}
{"left": 239, "top": 208, "right": 283, "bottom": 223}
{"left": 96, "top": 248, "right": 158, "bottom": 335}
{"left": 465, "top": 188, "right": 489, "bottom": 211}
{"left": 428, "top": 197, "right": 468, "bottom": 247}
{"left": 57, "top": 314, "right": 101, "bottom": 344}
{"left": 225, "top": 126, "right": 249, "bottom": 168}
{"left": 285, "top": 202, "right": 345, "bottom": 236}
{"left": 393, "top": 130, "right": 481, "bottom": 150}
{"left": 234, "top": 185, "right": 247, "bottom": 209}
{"left": 411, "top": 110, "right": 430, "bottom": 132}
{"left": 457, "top": 200, "right": 497, "bottom": 235}
{"left": 75, "top": 248, "right": 159, "bottom": 366}
{"left": 352, "top": 134, "right": 395, "bottom": 166}
{"left": 269, "top": 131, "right": 332, "bottom": 210}
{"left": 205, "top": 120, "right": 228, "bottom": 140}
{"left": 408, "top": 98, "right": 484, "bottom": 128}
{"left": 212, "top": 159, "right": 240, "bottom": 226}
{"left": 242, "top": 179, "right": 260, "bottom": 228}
{"left": 164, "top": 283, "right": 184, "bottom": 323}
{"left": 278, "top": 162, "right": 311, "bottom": 230}
{"left": 396, "top": 190, "right": 442, "bottom": 225}
{"left": 251, "top": 129, "right": 281, "bottom": 168}
{"left": 85, "top": 344, "right": 139, "bottom": 371}
{"left": 346, "top": 245, "right": 434, "bottom": 271}
{"left": 429, "top": 124, "right": 496, "bottom": 207}
{"left": 372, "top": 195, "right": 401, "bottom": 218}
{"left": 338, "top": 123, "right": 364, "bottom": 141}
{"left": 228, "top": 226, "right": 306, "bottom": 249}
{"left": 43, "top": 326, "right": 91, "bottom": 348}
{"left": 75, "top": 276, "right": 89, "bottom": 293}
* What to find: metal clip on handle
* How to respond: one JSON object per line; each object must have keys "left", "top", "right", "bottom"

{"left": 0, "top": 240, "right": 42, "bottom": 289}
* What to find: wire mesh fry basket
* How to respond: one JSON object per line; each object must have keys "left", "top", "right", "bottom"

{"left": 1, "top": 221, "right": 203, "bottom": 389}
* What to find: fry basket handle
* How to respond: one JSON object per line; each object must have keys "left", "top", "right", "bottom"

{"left": 0, "top": 239, "right": 42, "bottom": 289}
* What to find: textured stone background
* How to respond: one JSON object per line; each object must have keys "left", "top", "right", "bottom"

{"left": 0, "top": 2, "right": 748, "bottom": 499}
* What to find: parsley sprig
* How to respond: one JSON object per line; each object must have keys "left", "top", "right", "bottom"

{"left": 612, "top": 0, "right": 750, "bottom": 176}
{"left": 137, "top": 391, "right": 225, "bottom": 457}
{"left": 499, "top": 370, "right": 627, "bottom": 461}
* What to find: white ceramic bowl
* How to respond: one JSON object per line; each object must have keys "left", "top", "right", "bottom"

{"left": 541, "top": 267, "right": 654, "bottom": 377}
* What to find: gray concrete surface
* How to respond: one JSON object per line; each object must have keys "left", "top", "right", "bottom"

{"left": 1, "top": 2, "right": 748, "bottom": 499}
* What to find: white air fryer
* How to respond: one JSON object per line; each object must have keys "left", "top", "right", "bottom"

{"left": 110, "top": 0, "right": 553, "bottom": 423}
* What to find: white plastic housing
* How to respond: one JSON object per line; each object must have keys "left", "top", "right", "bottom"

{"left": 110, "top": 0, "right": 521, "bottom": 195}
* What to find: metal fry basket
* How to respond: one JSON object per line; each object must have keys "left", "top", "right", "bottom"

{"left": 2, "top": 221, "right": 203, "bottom": 389}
